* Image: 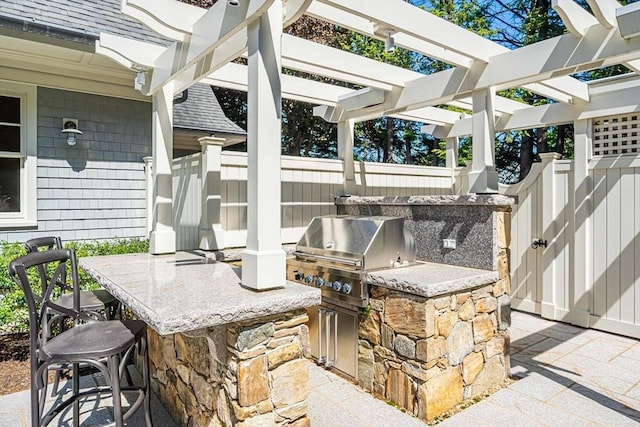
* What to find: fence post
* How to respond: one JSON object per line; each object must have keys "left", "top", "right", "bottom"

{"left": 571, "top": 119, "right": 593, "bottom": 327}
{"left": 539, "top": 152, "right": 562, "bottom": 320}
{"left": 198, "top": 136, "right": 226, "bottom": 251}
{"left": 338, "top": 119, "right": 357, "bottom": 195}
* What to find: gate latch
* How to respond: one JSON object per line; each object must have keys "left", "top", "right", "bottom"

{"left": 531, "top": 238, "right": 548, "bottom": 249}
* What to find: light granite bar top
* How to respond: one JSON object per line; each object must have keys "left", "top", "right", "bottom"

{"left": 365, "top": 261, "right": 499, "bottom": 298}
{"left": 80, "top": 252, "right": 321, "bottom": 335}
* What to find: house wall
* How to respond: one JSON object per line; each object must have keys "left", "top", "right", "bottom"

{"left": 0, "top": 88, "right": 151, "bottom": 243}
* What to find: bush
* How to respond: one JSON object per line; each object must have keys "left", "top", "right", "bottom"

{"left": 0, "top": 238, "right": 149, "bottom": 334}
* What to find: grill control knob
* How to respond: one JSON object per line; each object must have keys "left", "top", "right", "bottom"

{"left": 332, "top": 281, "right": 342, "bottom": 292}
{"left": 294, "top": 272, "right": 303, "bottom": 281}
{"left": 341, "top": 283, "right": 352, "bottom": 294}
{"left": 315, "top": 277, "right": 324, "bottom": 287}
{"left": 304, "top": 275, "right": 313, "bottom": 284}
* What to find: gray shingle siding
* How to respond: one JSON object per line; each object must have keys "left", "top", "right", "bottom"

{"left": 0, "top": 0, "right": 170, "bottom": 46}
{"left": 0, "top": 88, "right": 151, "bottom": 243}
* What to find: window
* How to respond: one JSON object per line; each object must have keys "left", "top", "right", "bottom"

{"left": 0, "top": 82, "right": 37, "bottom": 227}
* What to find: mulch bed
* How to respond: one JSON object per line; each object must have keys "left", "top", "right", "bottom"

{"left": 0, "top": 332, "right": 31, "bottom": 395}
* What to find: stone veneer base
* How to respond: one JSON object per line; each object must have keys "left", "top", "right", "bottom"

{"left": 146, "top": 309, "right": 311, "bottom": 427}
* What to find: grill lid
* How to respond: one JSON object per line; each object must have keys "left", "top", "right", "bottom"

{"left": 294, "top": 215, "right": 415, "bottom": 270}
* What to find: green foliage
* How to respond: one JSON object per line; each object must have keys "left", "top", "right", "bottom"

{"left": 0, "top": 238, "right": 148, "bottom": 333}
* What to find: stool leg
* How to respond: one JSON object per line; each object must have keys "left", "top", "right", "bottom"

{"left": 72, "top": 363, "right": 80, "bottom": 425}
{"left": 142, "top": 335, "right": 152, "bottom": 427}
{"left": 109, "top": 354, "right": 124, "bottom": 427}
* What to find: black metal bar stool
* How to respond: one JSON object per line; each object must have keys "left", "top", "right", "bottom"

{"left": 24, "top": 236, "right": 131, "bottom": 396}
{"left": 8, "top": 249, "right": 152, "bottom": 427}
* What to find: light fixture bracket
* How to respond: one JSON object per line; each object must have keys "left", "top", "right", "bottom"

{"left": 61, "top": 118, "right": 82, "bottom": 146}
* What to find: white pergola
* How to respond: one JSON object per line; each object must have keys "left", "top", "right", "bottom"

{"left": 96, "top": 0, "right": 640, "bottom": 290}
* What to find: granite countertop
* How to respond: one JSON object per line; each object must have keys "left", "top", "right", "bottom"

{"left": 80, "top": 252, "right": 321, "bottom": 335}
{"left": 365, "top": 261, "right": 499, "bottom": 298}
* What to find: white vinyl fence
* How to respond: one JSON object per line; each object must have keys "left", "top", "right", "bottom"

{"left": 148, "top": 115, "right": 640, "bottom": 338}
{"left": 162, "top": 151, "right": 457, "bottom": 250}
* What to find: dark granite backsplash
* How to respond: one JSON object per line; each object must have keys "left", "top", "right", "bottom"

{"left": 335, "top": 195, "right": 514, "bottom": 271}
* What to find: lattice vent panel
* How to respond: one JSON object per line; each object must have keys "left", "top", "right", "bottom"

{"left": 593, "top": 114, "right": 640, "bottom": 156}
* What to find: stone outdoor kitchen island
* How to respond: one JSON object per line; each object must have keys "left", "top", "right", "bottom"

{"left": 338, "top": 195, "right": 513, "bottom": 421}
{"left": 80, "top": 252, "right": 321, "bottom": 427}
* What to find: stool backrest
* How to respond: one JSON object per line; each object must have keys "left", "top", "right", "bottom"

{"left": 24, "top": 237, "right": 68, "bottom": 297}
{"left": 8, "top": 249, "right": 84, "bottom": 349}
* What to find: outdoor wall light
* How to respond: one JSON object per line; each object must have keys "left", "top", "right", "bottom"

{"left": 384, "top": 30, "right": 396, "bottom": 54}
{"left": 228, "top": 0, "right": 240, "bottom": 6}
{"left": 134, "top": 69, "right": 146, "bottom": 91}
{"left": 61, "top": 119, "right": 82, "bottom": 146}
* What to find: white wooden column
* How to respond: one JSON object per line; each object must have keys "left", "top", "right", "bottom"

{"left": 143, "top": 155, "right": 153, "bottom": 236}
{"left": 468, "top": 88, "right": 498, "bottom": 194}
{"left": 572, "top": 119, "right": 593, "bottom": 327}
{"left": 445, "top": 136, "right": 459, "bottom": 169}
{"left": 149, "top": 81, "right": 176, "bottom": 254}
{"left": 241, "top": 0, "right": 285, "bottom": 290}
{"left": 338, "top": 119, "right": 356, "bottom": 195}
{"left": 539, "top": 152, "right": 562, "bottom": 320}
{"left": 198, "top": 136, "right": 226, "bottom": 251}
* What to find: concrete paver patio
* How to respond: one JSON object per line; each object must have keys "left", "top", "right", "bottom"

{"left": 2, "top": 310, "right": 640, "bottom": 426}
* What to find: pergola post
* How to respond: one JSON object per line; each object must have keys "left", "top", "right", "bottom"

{"left": 338, "top": 119, "right": 357, "bottom": 195}
{"left": 198, "top": 136, "right": 226, "bottom": 251}
{"left": 571, "top": 118, "right": 593, "bottom": 327}
{"left": 468, "top": 88, "right": 498, "bottom": 194}
{"left": 149, "top": 81, "right": 176, "bottom": 254}
{"left": 241, "top": 0, "right": 286, "bottom": 290}
{"left": 445, "top": 136, "right": 459, "bottom": 169}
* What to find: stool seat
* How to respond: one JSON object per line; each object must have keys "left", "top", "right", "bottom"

{"left": 53, "top": 289, "right": 117, "bottom": 314}
{"left": 42, "top": 320, "right": 146, "bottom": 362}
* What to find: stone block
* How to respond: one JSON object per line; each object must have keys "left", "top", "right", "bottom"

{"left": 273, "top": 326, "right": 300, "bottom": 339}
{"left": 359, "top": 310, "right": 381, "bottom": 345}
{"left": 268, "top": 336, "right": 295, "bottom": 349}
{"left": 497, "top": 294, "right": 512, "bottom": 330}
{"left": 370, "top": 286, "right": 389, "bottom": 298}
{"left": 416, "top": 337, "right": 445, "bottom": 363}
{"left": 455, "top": 292, "right": 471, "bottom": 306}
{"left": 267, "top": 341, "right": 302, "bottom": 370}
{"left": 394, "top": 334, "right": 417, "bottom": 359}
{"left": 384, "top": 296, "right": 433, "bottom": 339}
{"left": 274, "top": 402, "right": 307, "bottom": 423}
{"left": 275, "top": 312, "right": 308, "bottom": 330}
{"left": 446, "top": 322, "right": 473, "bottom": 366}
{"left": 496, "top": 211, "right": 511, "bottom": 249}
{"left": 217, "top": 389, "right": 235, "bottom": 426}
{"left": 288, "top": 417, "right": 311, "bottom": 427}
{"left": 176, "top": 363, "right": 190, "bottom": 384}
{"left": 402, "top": 361, "right": 429, "bottom": 382}
{"left": 462, "top": 351, "right": 484, "bottom": 385}
{"left": 437, "top": 311, "right": 458, "bottom": 338}
{"left": 416, "top": 368, "right": 463, "bottom": 421}
{"left": 385, "top": 369, "right": 415, "bottom": 413}
{"left": 358, "top": 341, "right": 375, "bottom": 391}
{"left": 370, "top": 298, "right": 384, "bottom": 312}
{"left": 230, "top": 345, "right": 267, "bottom": 360}
{"left": 496, "top": 249, "right": 510, "bottom": 280}
{"left": 300, "top": 324, "right": 311, "bottom": 358}
{"left": 434, "top": 296, "right": 451, "bottom": 310}
{"left": 469, "top": 355, "right": 506, "bottom": 397}
{"left": 492, "top": 278, "right": 508, "bottom": 297}
{"left": 486, "top": 336, "right": 505, "bottom": 358}
{"left": 270, "top": 359, "right": 309, "bottom": 408}
{"left": 475, "top": 297, "right": 498, "bottom": 313}
{"left": 458, "top": 299, "right": 475, "bottom": 321}
{"left": 174, "top": 333, "right": 210, "bottom": 376}
{"left": 190, "top": 372, "right": 215, "bottom": 410}
{"left": 381, "top": 323, "right": 394, "bottom": 349}
{"left": 237, "top": 355, "right": 269, "bottom": 407}
{"left": 236, "top": 323, "right": 275, "bottom": 351}
{"left": 236, "top": 413, "right": 276, "bottom": 427}
{"left": 472, "top": 313, "right": 495, "bottom": 344}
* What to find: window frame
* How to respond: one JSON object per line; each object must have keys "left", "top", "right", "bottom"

{"left": 0, "top": 81, "right": 37, "bottom": 228}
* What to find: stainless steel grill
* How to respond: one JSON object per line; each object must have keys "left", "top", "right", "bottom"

{"left": 286, "top": 215, "right": 415, "bottom": 378}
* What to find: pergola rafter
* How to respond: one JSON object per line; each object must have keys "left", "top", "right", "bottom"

{"left": 95, "top": 0, "right": 640, "bottom": 287}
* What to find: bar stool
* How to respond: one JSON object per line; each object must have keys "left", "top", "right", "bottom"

{"left": 8, "top": 249, "right": 152, "bottom": 427}
{"left": 24, "top": 236, "right": 128, "bottom": 395}
{"left": 24, "top": 237, "right": 120, "bottom": 321}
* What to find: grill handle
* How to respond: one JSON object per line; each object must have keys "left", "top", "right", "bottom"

{"left": 292, "top": 251, "right": 362, "bottom": 267}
